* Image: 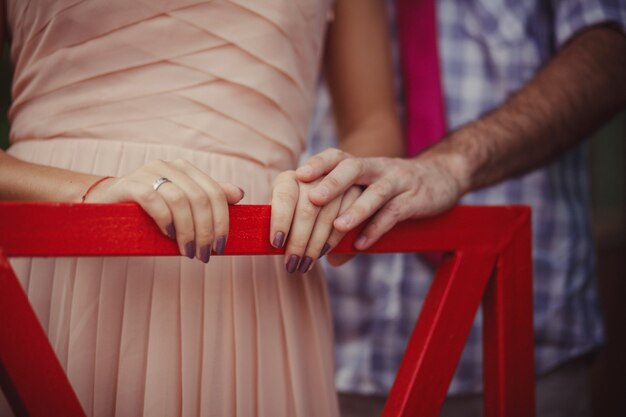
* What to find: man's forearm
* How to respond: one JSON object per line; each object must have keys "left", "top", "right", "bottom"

{"left": 296, "top": 25, "right": 626, "bottom": 248}
{"left": 423, "top": 25, "right": 626, "bottom": 194}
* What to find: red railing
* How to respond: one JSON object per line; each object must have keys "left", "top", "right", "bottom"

{"left": 0, "top": 202, "right": 535, "bottom": 417}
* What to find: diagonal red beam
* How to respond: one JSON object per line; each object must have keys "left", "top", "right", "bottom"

{"left": 0, "top": 249, "right": 86, "bottom": 417}
{"left": 381, "top": 250, "right": 497, "bottom": 417}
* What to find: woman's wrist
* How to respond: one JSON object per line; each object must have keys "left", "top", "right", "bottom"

{"left": 80, "top": 176, "right": 115, "bottom": 203}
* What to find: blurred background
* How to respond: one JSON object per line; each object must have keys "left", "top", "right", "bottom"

{"left": 0, "top": 43, "right": 624, "bottom": 415}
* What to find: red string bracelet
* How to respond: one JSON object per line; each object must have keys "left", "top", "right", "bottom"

{"left": 80, "top": 176, "right": 114, "bottom": 203}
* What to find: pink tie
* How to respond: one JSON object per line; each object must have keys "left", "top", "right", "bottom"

{"left": 395, "top": 0, "right": 446, "bottom": 156}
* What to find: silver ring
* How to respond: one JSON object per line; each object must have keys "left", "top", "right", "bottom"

{"left": 152, "top": 177, "right": 171, "bottom": 191}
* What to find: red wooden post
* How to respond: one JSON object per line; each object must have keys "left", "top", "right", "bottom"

{"left": 381, "top": 250, "right": 496, "bottom": 417}
{"left": 0, "top": 203, "right": 534, "bottom": 417}
{"left": 483, "top": 211, "right": 535, "bottom": 417}
{"left": 0, "top": 249, "right": 86, "bottom": 417}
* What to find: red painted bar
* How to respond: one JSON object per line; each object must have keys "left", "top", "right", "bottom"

{"left": 381, "top": 250, "right": 496, "bottom": 417}
{"left": 0, "top": 203, "right": 527, "bottom": 256}
{"left": 483, "top": 211, "right": 535, "bottom": 417}
{"left": 0, "top": 249, "right": 86, "bottom": 417}
{"left": 0, "top": 203, "right": 534, "bottom": 417}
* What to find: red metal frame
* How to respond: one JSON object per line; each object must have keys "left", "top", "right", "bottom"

{"left": 0, "top": 202, "right": 535, "bottom": 417}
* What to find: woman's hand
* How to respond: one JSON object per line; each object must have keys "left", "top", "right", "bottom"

{"left": 270, "top": 170, "right": 361, "bottom": 273}
{"left": 84, "top": 159, "right": 245, "bottom": 263}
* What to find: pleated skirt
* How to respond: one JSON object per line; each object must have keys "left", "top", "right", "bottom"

{"left": 1, "top": 139, "right": 339, "bottom": 417}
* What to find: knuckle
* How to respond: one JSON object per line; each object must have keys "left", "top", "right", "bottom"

{"left": 136, "top": 186, "right": 158, "bottom": 204}
{"left": 168, "top": 189, "right": 187, "bottom": 206}
{"left": 213, "top": 217, "right": 229, "bottom": 234}
{"left": 298, "top": 202, "right": 319, "bottom": 219}
{"left": 331, "top": 148, "right": 345, "bottom": 159}
{"left": 287, "top": 236, "right": 309, "bottom": 252}
{"left": 347, "top": 186, "right": 362, "bottom": 200}
{"left": 350, "top": 158, "right": 364, "bottom": 174}
{"left": 350, "top": 204, "right": 368, "bottom": 220}
{"left": 271, "top": 214, "right": 291, "bottom": 230}
{"left": 307, "top": 155, "right": 323, "bottom": 166}
{"left": 370, "top": 179, "right": 392, "bottom": 199}
{"left": 273, "top": 190, "right": 298, "bottom": 206}
{"left": 176, "top": 226, "right": 195, "bottom": 242}
{"left": 316, "top": 209, "right": 337, "bottom": 225}
{"left": 150, "top": 159, "right": 170, "bottom": 171}
{"left": 273, "top": 170, "right": 296, "bottom": 186}
{"left": 323, "top": 175, "right": 342, "bottom": 190}
{"left": 188, "top": 190, "right": 210, "bottom": 207}
{"left": 205, "top": 186, "right": 227, "bottom": 204}
{"left": 381, "top": 200, "right": 403, "bottom": 221}
{"left": 194, "top": 228, "right": 214, "bottom": 243}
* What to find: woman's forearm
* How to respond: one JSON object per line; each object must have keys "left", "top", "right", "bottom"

{"left": 324, "top": 0, "right": 404, "bottom": 159}
{"left": 0, "top": 149, "right": 101, "bottom": 202}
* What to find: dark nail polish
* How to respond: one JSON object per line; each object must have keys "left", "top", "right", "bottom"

{"left": 319, "top": 243, "right": 331, "bottom": 258}
{"left": 216, "top": 236, "right": 226, "bottom": 255}
{"left": 166, "top": 223, "right": 176, "bottom": 240}
{"left": 298, "top": 256, "right": 313, "bottom": 273}
{"left": 273, "top": 231, "right": 286, "bottom": 248}
{"left": 200, "top": 245, "right": 211, "bottom": 263}
{"left": 237, "top": 187, "right": 245, "bottom": 199}
{"left": 286, "top": 255, "right": 300, "bottom": 273}
{"left": 185, "top": 241, "right": 196, "bottom": 259}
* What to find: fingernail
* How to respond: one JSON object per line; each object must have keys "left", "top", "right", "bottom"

{"left": 272, "top": 231, "right": 286, "bottom": 248}
{"left": 313, "top": 185, "right": 329, "bottom": 199}
{"left": 319, "top": 243, "right": 331, "bottom": 258}
{"left": 237, "top": 187, "right": 245, "bottom": 199}
{"left": 298, "top": 165, "right": 313, "bottom": 176}
{"left": 185, "top": 241, "right": 196, "bottom": 259}
{"left": 286, "top": 255, "right": 300, "bottom": 273}
{"left": 354, "top": 235, "right": 368, "bottom": 250}
{"left": 200, "top": 245, "right": 211, "bottom": 263}
{"left": 336, "top": 213, "right": 353, "bottom": 228}
{"left": 298, "top": 256, "right": 313, "bottom": 273}
{"left": 216, "top": 236, "right": 227, "bottom": 255}
{"left": 166, "top": 223, "right": 176, "bottom": 240}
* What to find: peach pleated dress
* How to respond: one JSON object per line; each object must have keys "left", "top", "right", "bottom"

{"left": 1, "top": 1, "right": 340, "bottom": 416}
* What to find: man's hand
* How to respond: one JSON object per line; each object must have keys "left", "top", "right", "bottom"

{"left": 296, "top": 148, "right": 466, "bottom": 249}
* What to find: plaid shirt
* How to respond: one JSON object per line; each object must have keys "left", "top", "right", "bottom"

{"left": 307, "top": 0, "right": 626, "bottom": 396}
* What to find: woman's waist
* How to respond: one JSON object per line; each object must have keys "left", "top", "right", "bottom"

{"left": 9, "top": 137, "right": 296, "bottom": 174}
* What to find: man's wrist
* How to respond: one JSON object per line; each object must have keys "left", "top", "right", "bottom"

{"left": 415, "top": 127, "right": 480, "bottom": 197}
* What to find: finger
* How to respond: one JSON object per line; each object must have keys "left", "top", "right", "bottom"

{"left": 295, "top": 148, "right": 350, "bottom": 182}
{"left": 332, "top": 175, "right": 398, "bottom": 233}
{"left": 305, "top": 157, "right": 365, "bottom": 206}
{"left": 301, "top": 185, "right": 362, "bottom": 272}
{"left": 114, "top": 178, "right": 176, "bottom": 239}
{"left": 354, "top": 194, "right": 411, "bottom": 250}
{"left": 323, "top": 186, "right": 362, "bottom": 254}
{"left": 283, "top": 183, "right": 321, "bottom": 273}
{"left": 172, "top": 160, "right": 231, "bottom": 258}
{"left": 152, "top": 178, "right": 196, "bottom": 259}
{"left": 297, "top": 194, "right": 343, "bottom": 273}
{"left": 298, "top": 185, "right": 360, "bottom": 273}
{"left": 217, "top": 182, "right": 245, "bottom": 204}
{"left": 270, "top": 171, "right": 299, "bottom": 249}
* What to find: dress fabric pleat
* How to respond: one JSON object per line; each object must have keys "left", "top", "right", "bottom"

{"left": 1, "top": 1, "right": 339, "bottom": 416}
